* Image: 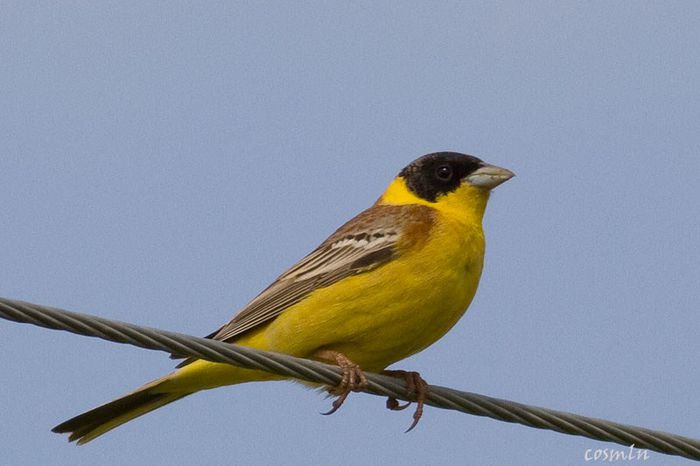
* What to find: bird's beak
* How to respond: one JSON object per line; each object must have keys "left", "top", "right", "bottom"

{"left": 464, "top": 164, "right": 515, "bottom": 189}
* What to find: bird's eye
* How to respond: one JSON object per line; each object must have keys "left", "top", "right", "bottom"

{"left": 435, "top": 164, "right": 453, "bottom": 181}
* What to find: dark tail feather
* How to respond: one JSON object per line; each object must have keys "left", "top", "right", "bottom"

{"left": 52, "top": 384, "right": 190, "bottom": 445}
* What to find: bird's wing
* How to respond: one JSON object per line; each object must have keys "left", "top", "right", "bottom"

{"left": 173, "top": 204, "right": 434, "bottom": 365}
{"left": 209, "top": 203, "right": 434, "bottom": 343}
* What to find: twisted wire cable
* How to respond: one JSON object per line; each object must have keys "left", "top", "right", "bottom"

{"left": 1, "top": 297, "right": 698, "bottom": 461}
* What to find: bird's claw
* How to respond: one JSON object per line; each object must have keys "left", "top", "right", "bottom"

{"left": 381, "top": 370, "right": 428, "bottom": 432}
{"left": 321, "top": 390, "right": 351, "bottom": 416}
{"left": 315, "top": 350, "right": 368, "bottom": 416}
{"left": 386, "top": 397, "right": 411, "bottom": 411}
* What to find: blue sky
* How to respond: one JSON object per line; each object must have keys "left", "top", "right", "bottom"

{"left": 1, "top": 2, "right": 699, "bottom": 465}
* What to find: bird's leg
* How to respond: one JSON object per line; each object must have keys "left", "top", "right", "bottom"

{"left": 313, "top": 349, "right": 368, "bottom": 416}
{"left": 381, "top": 370, "right": 428, "bottom": 432}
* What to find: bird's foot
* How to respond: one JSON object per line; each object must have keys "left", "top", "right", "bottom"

{"left": 381, "top": 370, "right": 428, "bottom": 432}
{"left": 314, "top": 350, "right": 368, "bottom": 416}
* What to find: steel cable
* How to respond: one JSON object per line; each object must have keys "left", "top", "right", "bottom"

{"left": 1, "top": 297, "right": 698, "bottom": 461}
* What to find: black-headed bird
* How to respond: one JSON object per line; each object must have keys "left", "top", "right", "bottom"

{"left": 53, "top": 151, "right": 514, "bottom": 443}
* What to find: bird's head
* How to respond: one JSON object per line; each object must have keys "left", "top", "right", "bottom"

{"left": 379, "top": 152, "right": 514, "bottom": 221}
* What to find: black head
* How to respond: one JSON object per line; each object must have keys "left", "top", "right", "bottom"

{"left": 399, "top": 152, "right": 485, "bottom": 202}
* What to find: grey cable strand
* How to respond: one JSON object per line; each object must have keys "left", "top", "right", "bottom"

{"left": 1, "top": 297, "right": 698, "bottom": 461}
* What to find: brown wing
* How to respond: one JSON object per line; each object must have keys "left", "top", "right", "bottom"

{"left": 173, "top": 204, "right": 434, "bottom": 366}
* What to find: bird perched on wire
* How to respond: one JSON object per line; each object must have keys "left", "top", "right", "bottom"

{"left": 53, "top": 151, "right": 514, "bottom": 444}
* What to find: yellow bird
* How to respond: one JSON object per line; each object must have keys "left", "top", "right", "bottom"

{"left": 53, "top": 151, "right": 514, "bottom": 444}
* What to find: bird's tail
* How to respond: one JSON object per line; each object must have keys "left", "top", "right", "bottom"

{"left": 52, "top": 377, "right": 190, "bottom": 445}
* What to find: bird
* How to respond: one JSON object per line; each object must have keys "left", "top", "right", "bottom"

{"left": 52, "top": 151, "right": 514, "bottom": 444}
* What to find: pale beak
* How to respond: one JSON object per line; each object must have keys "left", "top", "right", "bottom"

{"left": 464, "top": 164, "right": 515, "bottom": 189}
